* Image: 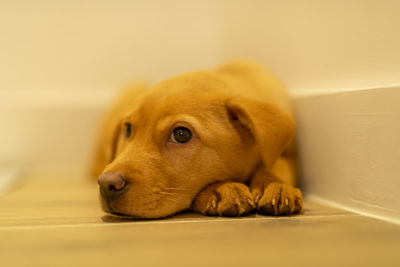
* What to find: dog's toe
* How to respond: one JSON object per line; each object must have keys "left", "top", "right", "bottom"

{"left": 254, "top": 182, "right": 303, "bottom": 215}
{"left": 192, "top": 182, "right": 255, "bottom": 217}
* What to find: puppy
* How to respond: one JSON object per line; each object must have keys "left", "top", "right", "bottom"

{"left": 91, "top": 60, "right": 302, "bottom": 219}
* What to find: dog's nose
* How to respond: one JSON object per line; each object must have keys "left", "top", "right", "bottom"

{"left": 98, "top": 172, "right": 127, "bottom": 201}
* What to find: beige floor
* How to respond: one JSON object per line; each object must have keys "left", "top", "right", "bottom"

{"left": 1, "top": 171, "right": 400, "bottom": 267}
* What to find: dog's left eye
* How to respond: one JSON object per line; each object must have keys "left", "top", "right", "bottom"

{"left": 169, "top": 127, "right": 192, "bottom": 144}
{"left": 124, "top": 123, "right": 132, "bottom": 139}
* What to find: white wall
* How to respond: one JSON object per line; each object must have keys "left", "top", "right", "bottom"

{"left": 293, "top": 87, "right": 400, "bottom": 224}
{"left": 220, "top": 0, "right": 400, "bottom": 94}
{"left": 0, "top": 0, "right": 224, "bottom": 93}
{"left": 3, "top": 0, "right": 399, "bottom": 98}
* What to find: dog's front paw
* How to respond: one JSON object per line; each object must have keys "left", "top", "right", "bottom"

{"left": 252, "top": 182, "right": 303, "bottom": 215}
{"left": 192, "top": 182, "right": 255, "bottom": 216}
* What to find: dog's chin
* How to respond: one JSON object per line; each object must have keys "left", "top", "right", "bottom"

{"left": 104, "top": 207, "right": 182, "bottom": 219}
{"left": 104, "top": 207, "right": 139, "bottom": 219}
{"left": 101, "top": 200, "right": 187, "bottom": 219}
{"left": 99, "top": 198, "right": 134, "bottom": 218}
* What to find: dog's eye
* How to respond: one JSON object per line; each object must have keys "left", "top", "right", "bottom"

{"left": 170, "top": 127, "right": 192, "bottom": 144}
{"left": 124, "top": 123, "right": 132, "bottom": 139}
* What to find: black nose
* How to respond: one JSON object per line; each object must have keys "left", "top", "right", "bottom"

{"left": 98, "top": 172, "right": 127, "bottom": 201}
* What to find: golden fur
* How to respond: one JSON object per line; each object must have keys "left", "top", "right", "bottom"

{"left": 91, "top": 60, "right": 302, "bottom": 218}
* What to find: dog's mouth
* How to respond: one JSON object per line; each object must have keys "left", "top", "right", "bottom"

{"left": 100, "top": 193, "right": 136, "bottom": 218}
{"left": 106, "top": 208, "right": 137, "bottom": 218}
{"left": 103, "top": 201, "right": 139, "bottom": 218}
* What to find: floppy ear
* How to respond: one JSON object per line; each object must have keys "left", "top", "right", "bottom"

{"left": 226, "top": 97, "right": 295, "bottom": 169}
{"left": 90, "top": 119, "right": 122, "bottom": 178}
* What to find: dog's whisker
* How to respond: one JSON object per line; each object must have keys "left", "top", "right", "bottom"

{"left": 161, "top": 191, "right": 194, "bottom": 198}
{"left": 164, "top": 197, "right": 178, "bottom": 203}
{"left": 164, "top": 187, "right": 189, "bottom": 190}
{"left": 157, "top": 191, "right": 177, "bottom": 196}
{"left": 163, "top": 188, "right": 194, "bottom": 194}
{"left": 163, "top": 187, "right": 192, "bottom": 191}
{"left": 159, "top": 191, "right": 193, "bottom": 199}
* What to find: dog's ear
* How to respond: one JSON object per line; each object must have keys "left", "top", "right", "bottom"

{"left": 90, "top": 119, "right": 122, "bottom": 178}
{"left": 226, "top": 97, "right": 295, "bottom": 169}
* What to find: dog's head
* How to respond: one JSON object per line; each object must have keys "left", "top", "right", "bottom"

{"left": 97, "top": 71, "right": 294, "bottom": 218}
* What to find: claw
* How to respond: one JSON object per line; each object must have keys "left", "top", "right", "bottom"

{"left": 253, "top": 194, "right": 258, "bottom": 202}
{"left": 247, "top": 198, "right": 254, "bottom": 207}
{"left": 211, "top": 199, "right": 216, "bottom": 208}
{"left": 285, "top": 198, "right": 289, "bottom": 206}
{"left": 253, "top": 193, "right": 261, "bottom": 203}
{"left": 271, "top": 198, "right": 276, "bottom": 206}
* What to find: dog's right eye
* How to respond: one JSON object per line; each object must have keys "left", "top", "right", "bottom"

{"left": 124, "top": 123, "right": 132, "bottom": 139}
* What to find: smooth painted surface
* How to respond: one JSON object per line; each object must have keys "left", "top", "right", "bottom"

{"left": 294, "top": 87, "right": 400, "bottom": 223}
{"left": 220, "top": 0, "right": 400, "bottom": 93}
{"left": 1, "top": 172, "right": 399, "bottom": 267}
{"left": 0, "top": 0, "right": 223, "bottom": 91}
{"left": 2, "top": 1, "right": 399, "bottom": 95}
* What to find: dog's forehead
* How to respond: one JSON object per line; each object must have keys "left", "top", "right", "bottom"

{"left": 123, "top": 71, "right": 230, "bottom": 127}
{"left": 139, "top": 74, "right": 227, "bottom": 116}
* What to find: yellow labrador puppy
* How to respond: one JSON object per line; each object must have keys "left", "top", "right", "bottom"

{"left": 91, "top": 60, "right": 302, "bottom": 219}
